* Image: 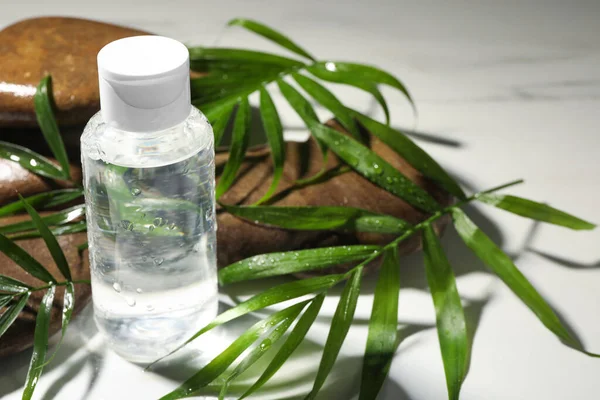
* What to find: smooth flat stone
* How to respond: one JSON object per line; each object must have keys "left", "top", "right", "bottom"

{"left": 0, "top": 17, "right": 147, "bottom": 127}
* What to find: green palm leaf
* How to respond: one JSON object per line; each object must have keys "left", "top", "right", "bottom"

{"left": 216, "top": 98, "right": 251, "bottom": 199}
{"left": 160, "top": 300, "right": 309, "bottom": 400}
{"left": 306, "top": 266, "right": 363, "bottom": 399}
{"left": 0, "top": 204, "right": 85, "bottom": 235}
{"left": 423, "top": 224, "right": 468, "bottom": 400}
{"left": 228, "top": 18, "right": 316, "bottom": 61}
{"left": 9, "top": 221, "right": 87, "bottom": 241}
{"left": 477, "top": 193, "right": 595, "bottom": 230}
{"left": 354, "top": 112, "right": 466, "bottom": 199}
{"left": 0, "top": 275, "right": 31, "bottom": 293}
{"left": 256, "top": 87, "right": 285, "bottom": 204}
{"left": 452, "top": 208, "right": 598, "bottom": 356}
{"left": 188, "top": 48, "right": 305, "bottom": 69}
{"left": 147, "top": 274, "right": 344, "bottom": 369}
{"left": 19, "top": 194, "right": 71, "bottom": 280}
{"left": 218, "top": 305, "right": 299, "bottom": 400}
{"left": 0, "top": 293, "right": 30, "bottom": 338}
{"left": 0, "top": 233, "right": 56, "bottom": 283}
{"left": 219, "top": 245, "right": 379, "bottom": 284}
{"left": 34, "top": 76, "right": 70, "bottom": 179}
{"left": 309, "top": 123, "right": 441, "bottom": 213}
{"left": 307, "top": 65, "right": 391, "bottom": 123}
{"left": 240, "top": 293, "right": 325, "bottom": 399}
{"left": 0, "top": 141, "right": 64, "bottom": 180}
{"left": 293, "top": 72, "right": 361, "bottom": 140}
{"left": 0, "top": 189, "right": 82, "bottom": 217}
{"left": 42, "top": 282, "right": 74, "bottom": 367}
{"left": 359, "top": 247, "right": 400, "bottom": 400}
{"left": 22, "top": 285, "right": 55, "bottom": 400}
{"left": 223, "top": 204, "right": 411, "bottom": 234}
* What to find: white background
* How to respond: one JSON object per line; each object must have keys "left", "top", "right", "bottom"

{"left": 1, "top": 1, "right": 600, "bottom": 399}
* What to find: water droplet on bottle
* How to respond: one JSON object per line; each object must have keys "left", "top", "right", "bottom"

{"left": 154, "top": 257, "right": 164, "bottom": 266}
{"left": 141, "top": 255, "right": 147, "bottom": 262}
{"left": 168, "top": 223, "right": 176, "bottom": 230}
{"left": 148, "top": 225, "right": 155, "bottom": 232}
{"left": 125, "top": 297, "right": 136, "bottom": 307}
{"left": 146, "top": 305, "right": 154, "bottom": 311}
{"left": 130, "top": 187, "right": 141, "bottom": 196}
{"left": 113, "top": 282, "right": 122, "bottom": 293}
{"left": 153, "top": 217, "right": 164, "bottom": 227}
{"left": 136, "top": 288, "right": 143, "bottom": 293}
{"left": 121, "top": 220, "right": 133, "bottom": 230}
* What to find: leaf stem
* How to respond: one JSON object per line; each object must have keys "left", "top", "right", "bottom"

{"left": 341, "top": 179, "right": 525, "bottom": 279}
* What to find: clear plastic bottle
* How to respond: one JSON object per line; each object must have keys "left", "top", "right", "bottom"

{"left": 81, "top": 36, "right": 217, "bottom": 363}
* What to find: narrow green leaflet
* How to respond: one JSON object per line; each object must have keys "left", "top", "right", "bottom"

{"left": 22, "top": 285, "right": 55, "bottom": 400}
{"left": 353, "top": 112, "right": 466, "bottom": 199}
{"left": 0, "top": 295, "right": 13, "bottom": 309}
{"left": 312, "top": 61, "right": 414, "bottom": 109}
{"left": 277, "top": 79, "right": 320, "bottom": 125}
{"left": 0, "top": 233, "right": 56, "bottom": 283}
{"left": 210, "top": 102, "right": 235, "bottom": 146}
{"left": 0, "top": 293, "right": 30, "bottom": 338}
{"left": 160, "top": 301, "right": 309, "bottom": 400}
{"left": 223, "top": 204, "right": 411, "bottom": 234}
{"left": 452, "top": 208, "right": 596, "bottom": 355}
{"left": 218, "top": 308, "right": 299, "bottom": 400}
{"left": 293, "top": 73, "right": 361, "bottom": 140}
{"left": 188, "top": 47, "right": 305, "bottom": 68}
{"left": 19, "top": 195, "right": 71, "bottom": 280}
{"left": 359, "top": 247, "right": 400, "bottom": 400}
{"left": 219, "top": 245, "right": 379, "bottom": 284}
{"left": 42, "top": 282, "right": 74, "bottom": 366}
{"left": 0, "top": 141, "right": 64, "bottom": 180}
{"left": 477, "top": 193, "right": 595, "bottom": 230}
{"left": 256, "top": 87, "right": 285, "bottom": 204}
{"left": 228, "top": 18, "right": 315, "bottom": 61}
{"left": 423, "top": 224, "right": 468, "bottom": 400}
{"left": 309, "top": 123, "right": 441, "bottom": 213}
{"left": 0, "top": 204, "right": 85, "bottom": 235}
{"left": 34, "top": 76, "right": 70, "bottom": 179}
{"left": 306, "top": 266, "right": 363, "bottom": 399}
{"left": 216, "top": 98, "right": 251, "bottom": 199}
{"left": 307, "top": 65, "right": 390, "bottom": 123}
{"left": 0, "top": 275, "right": 31, "bottom": 293}
{"left": 10, "top": 221, "right": 88, "bottom": 241}
{"left": 240, "top": 293, "right": 325, "bottom": 399}
{"left": 148, "top": 274, "right": 344, "bottom": 369}
{"left": 0, "top": 189, "right": 82, "bottom": 217}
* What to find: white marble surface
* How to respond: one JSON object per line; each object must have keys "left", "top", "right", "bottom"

{"left": 1, "top": 1, "right": 600, "bottom": 399}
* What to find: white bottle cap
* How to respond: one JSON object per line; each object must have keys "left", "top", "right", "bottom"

{"left": 97, "top": 36, "right": 191, "bottom": 132}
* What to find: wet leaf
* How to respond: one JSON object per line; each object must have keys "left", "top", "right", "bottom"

{"left": 452, "top": 208, "right": 598, "bottom": 356}
{"left": 188, "top": 47, "right": 304, "bottom": 68}
{"left": 228, "top": 18, "right": 315, "bottom": 61}
{"left": 354, "top": 112, "right": 465, "bottom": 199}
{"left": 240, "top": 293, "right": 325, "bottom": 399}
{"left": 216, "top": 98, "right": 251, "bottom": 199}
{"left": 306, "top": 266, "right": 363, "bottom": 399}
{"left": 256, "top": 87, "right": 285, "bottom": 204}
{"left": 22, "top": 285, "right": 55, "bottom": 400}
{"left": 477, "top": 193, "right": 595, "bottom": 230}
{"left": 42, "top": 282, "right": 74, "bottom": 366}
{"left": 223, "top": 204, "right": 410, "bottom": 234}
{"left": 359, "top": 247, "right": 400, "bottom": 400}
{"left": 0, "top": 189, "right": 83, "bottom": 217}
{"left": 423, "top": 224, "right": 468, "bottom": 400}
{"left": 0, "top": 275, "right": 32, "bottom": 293}
{"left": 9, "top": 221, "right": 88, "bottom": 241}
{"left": 0, "top": 292, "right": 30, "bottom": 338}
{"left": 0, "top": 141, "right": 64, "bottom": 180}
{"left": 19, "top": 194, "right": 71, "bottom": 280}
{"left": 219, "top": 245, "right": 379, "bottom": 284}
{"left": 309, "top": 123, "right": 441, "bottom": 213}
{"left": 34, "top": 76, "right": 70, "bottom": 179}
{"left": 293, "top": 73, "right": 361, "bottom": 140}
{"left": 159, "top": 300, "right": 309, "bottom": 400}
{"left": 0, "top": 205, "right": 85, "bottom": 235}
{"left": 0, "top": 233, "right": 56, "bottom": 283}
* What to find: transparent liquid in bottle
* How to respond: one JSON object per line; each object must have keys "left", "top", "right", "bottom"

{"left": 81, "top": 107, "right": 217, "bottom": 363}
